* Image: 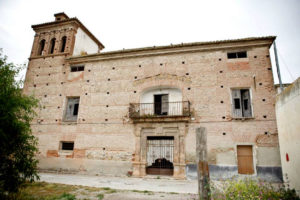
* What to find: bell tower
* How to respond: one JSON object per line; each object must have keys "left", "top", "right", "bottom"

{"left": 24, "top": 12, "right": 104, "bottom": 94}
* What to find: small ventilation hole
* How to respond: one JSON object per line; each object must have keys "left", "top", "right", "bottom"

{"left": 220, "top": 85, "right": 224, "bottom": 88}
{"left": 223, "top": 132, "right": 226, "bottom": 135}
{"left": 107, "top": 92, "right": 110, "bottom": 94}
{"left": 222, "top": 116, "right": 225, "bottom": 119}
{"left": 220, "top": 101, "right": 224, "bottom": 103}
{"left": 263, "top": 115, "right": 267, "bottom": 118}
{"left": 262, "top": 99, "right": 266, "bottom": 102}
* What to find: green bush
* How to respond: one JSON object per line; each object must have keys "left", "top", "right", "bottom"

{"left": 210, "top": 178, "right": 299, "bottom": 200}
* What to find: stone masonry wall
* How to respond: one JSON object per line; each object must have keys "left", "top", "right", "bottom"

{"left": 24, "top": 38, "right": 281, "bottom": 180}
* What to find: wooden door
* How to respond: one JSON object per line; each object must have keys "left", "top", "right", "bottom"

{"left": 237, "top": 145, "right": 254, "bottom": 174}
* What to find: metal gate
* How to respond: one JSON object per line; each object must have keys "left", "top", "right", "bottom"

{"left": 146, "top": 136, "right": 174, "bottom": 175}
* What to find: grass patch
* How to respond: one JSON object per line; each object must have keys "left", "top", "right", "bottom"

{"left": 131, "top": 190, "right": 154, "bottom": 195}
{"left": 97, "top": 193, "right": 104, "bottom": 200}
{"left": 170, "top": 192, "right": 179, "bottom": 194}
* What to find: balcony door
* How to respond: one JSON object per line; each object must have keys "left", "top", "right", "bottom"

{"left": 154, "top": 94, "right": 168, "bottom": 115}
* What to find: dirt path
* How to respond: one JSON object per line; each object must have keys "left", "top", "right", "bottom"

{"left": 39, "top": 173, "right": 198, "bottom": 194}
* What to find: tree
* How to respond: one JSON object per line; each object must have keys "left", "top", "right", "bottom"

{"left": 0, "top": 49, "right": 39, "bottom": 196}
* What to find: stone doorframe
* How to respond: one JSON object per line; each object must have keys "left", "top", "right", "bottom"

{"left": 132, "top": 123, "right": 188, "bottom": 179}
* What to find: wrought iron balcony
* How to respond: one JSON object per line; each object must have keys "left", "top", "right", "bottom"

{"left": 129, "top": 101, "right": 191, "bottom": 119}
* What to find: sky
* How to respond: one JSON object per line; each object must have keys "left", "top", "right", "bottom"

{"left": 0, "top": 0, "right": 299, "bottom": 84}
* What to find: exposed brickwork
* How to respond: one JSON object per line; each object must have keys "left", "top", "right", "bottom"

{"left": 47, "top": 150, "right": 59, "bottom": 157}
{"left": 23, "top": 13, "right": 281, "bottom": 179}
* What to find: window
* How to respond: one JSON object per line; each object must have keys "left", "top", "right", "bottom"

{"left": 60, "top": 36, "right": 67, "bottom": 52}
{"left": 60, "top": 141, "right": 74, "bottom": 150}
{"left": 38, "top": 39, "right": 45, "bottom": 55}
{"left": 154, "top": 94, "right": 169, "bottom": 115}
{"left": 231, "top": 89, "right": 252, "bottom": 118}
{"left": 237, "top": 145, "right": 254, "bottom": 174}
{"left": 64, "top": 97, "right": 80, "bottom": 121}
{"left": 227, "top": 51, "right": 247, "bottom": 59}
{"left": 70, "top": 66, "right": 84, "bottom": 72}
{"left": 49, "top": 38, "right": 56, "bottom": 54}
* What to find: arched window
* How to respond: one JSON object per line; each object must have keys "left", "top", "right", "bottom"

{"left": 60, "top": 36, "right": 67, "bottom": 52}
{"left": 38, "top": 39, "right": 45, "bottom": 56}
{"left": 49, "top": 38, "right": 56, "bottom": 54}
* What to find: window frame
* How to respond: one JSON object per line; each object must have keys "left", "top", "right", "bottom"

{"left": 227, "top": 51, "right": 247, "bottom": 59}
{"left": 59, "top": 141, "right": 74, "bottom": 151}
{"left": 230, "top": 88, "right": 253, "bottom": 118}
{"left": 63, "top": 97, "right": 80, "bottom": 122}
{"left": 70, "top": 65, "right": 85, "bottom": 72}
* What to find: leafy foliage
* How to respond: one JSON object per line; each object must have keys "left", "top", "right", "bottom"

{"left": 210, "top": 178, "right": 300, "bottom": 200}
{"left": 0, "top": 49, "right": 39, "bottom": 196}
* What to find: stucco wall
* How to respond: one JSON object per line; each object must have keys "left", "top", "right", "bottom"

{"left": 73, "top": 28, "right": 99, "bottom": 56}
{"left": 276, "top": 77, "right": 300, "bottom": 192}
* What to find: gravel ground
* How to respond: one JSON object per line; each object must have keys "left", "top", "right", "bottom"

{"left": 39, "top": 172, "right": 198, "bottom": 194}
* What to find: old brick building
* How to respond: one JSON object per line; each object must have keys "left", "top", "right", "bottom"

{"left": 23, "top": 13, "right": 282, "bottom": 181}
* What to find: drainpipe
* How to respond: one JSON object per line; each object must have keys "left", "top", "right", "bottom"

{"left": 273, "top": 40, "right": 283, "bottom": 92}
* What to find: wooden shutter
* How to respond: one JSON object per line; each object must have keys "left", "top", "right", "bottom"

{"left": 241, "top": 89, "right": 252, "bottom": 117}
{"left": 237, "top": 145, "right": 254, "bottom": 174}
{"left": 232, "top": 89, "right": 242, "bottom": 118}
{"left": 161, "top": 94, "right": 169, "bottom": 115}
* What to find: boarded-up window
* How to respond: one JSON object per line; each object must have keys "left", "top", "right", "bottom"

{"left": 231, "top": 89, "right": 252, "bottom": 118}
{"left": 237, "top": 145, "right": 254, "bottom": 174}
{"left": 64, "top": 97, "right": 80, "bottom": 121}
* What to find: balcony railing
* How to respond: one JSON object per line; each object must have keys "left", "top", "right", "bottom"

{"left": 129, "top": 101, "right": 191, "bottom": 118}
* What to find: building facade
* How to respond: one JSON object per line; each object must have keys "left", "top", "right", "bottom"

{"left": 276, "top": 77, "right": 300, "bottom": 193}
{"left": 23, "top": 13, "right": 282, "bottom": 181}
